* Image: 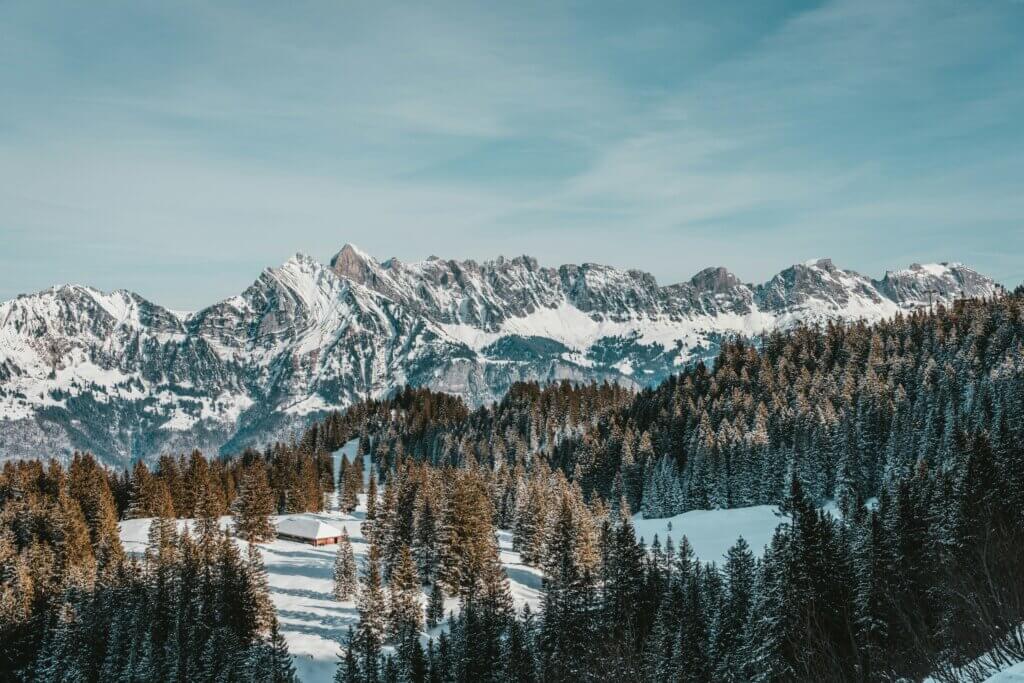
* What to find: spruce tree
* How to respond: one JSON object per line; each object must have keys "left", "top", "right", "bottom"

{"left": 504, "top": 609, "right": 539, "bottom": 683}
{"left": 126, "top": 460, "right": 154, "bottom": 519}
{"left": 426, "top": 582, "right": 444, "bottom": 629}
{"left": 334, "top": 529, "right": 359, "bottom": 601}
{"left": 248, "top": 620, "right": 299, "bottom": 683}
{"left": 340, "top": 458, "right": 362, "bottom": 514}
{"left": 245, "top": 542, "right": 276, "bottom": 638}
{"left": 235, "top": 462, "right": 276, "bottom": 543}
{"left": 440, "top": 471, "right": 509, "bottom": 604}
{"left": 414, "top": 497, "right": 439, "bottom": 584}
{"left": 388, "top": 546, "right": 423, "bottom": 638}
{"left": 713, "top": 537, "right": 756, "bottom": 682}
{"left": 266, "top": 620, "right": 299, "bottom": 683}
{"left": 335, "top": 627, "right": 361, "bottom": 683}
{"left": 353, "top": 543, "right": 387, "bottom": 682}
{"left": 539, "top": 492, "right": 594, "bottom": 682}
{"left": 366, "top": 472, "right": 378, "bottom": 521}
{"left": 747, "top": 531, "right": 792, "bottom": 683}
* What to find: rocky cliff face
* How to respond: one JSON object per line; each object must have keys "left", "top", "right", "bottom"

{"left": 0, "top": 247, "right": 1002, "bottom": 466}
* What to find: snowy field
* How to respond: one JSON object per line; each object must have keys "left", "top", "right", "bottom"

{"left": 633, "top": 504, "right": 783, "bottom": 562}
{"left": 986, "top": 662, "right": 1024, "bottom": 682}
{"left": 118, "top": 440, "right": 798, "bottom": 682}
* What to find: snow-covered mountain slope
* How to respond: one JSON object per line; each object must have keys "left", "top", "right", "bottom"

{"left": 0, "top": 246, "right": 1002, "bottom": 466}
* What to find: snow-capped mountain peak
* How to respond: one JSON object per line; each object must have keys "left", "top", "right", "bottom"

{"left": 0, "top": 248, "right": 1004, "bottom": 466}
{"left": 875, "top": 262, "right": 993, "bottom": 307}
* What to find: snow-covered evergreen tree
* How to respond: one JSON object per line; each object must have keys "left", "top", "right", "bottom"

{"left": 388, "top": 546, "right": 422, "bottom": 638}
{"left": 333, "top": 530, "right": 358, "bottom": 601}
{"left": 235, "top": 462, "right": 276, "bottom": 543}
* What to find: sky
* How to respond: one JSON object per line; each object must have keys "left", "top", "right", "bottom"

{"left": 2, "top": 0, "right": 1023, "bottom": 309}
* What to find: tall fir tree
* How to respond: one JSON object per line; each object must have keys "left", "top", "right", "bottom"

{"left": 388, "top": 546, "right": 423, "bottom": 638}
{"left": 235, "top": 462, "right": 276, "bottom": 543}
{"left": 334, "top": 529, "right": 359, "bottom": 601}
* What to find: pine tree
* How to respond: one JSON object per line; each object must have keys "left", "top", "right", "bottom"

{"left": 388, "top": 546, "right": 423, "bottom": 638}
{"left": 852, "top": 509, "right": 890, "bottom": 680}
{"left": 246, "top": 542, "right": 277, "bottom": 637}
{"left": 33, "top": 597, "right": 86, "bottom": 683}
{"left": 746, "top": 530, "right": 792, "bottom": 683}
{"left": 834, "top": 451, "right": 862, "bottom": 520}
{"left": 67, "top": 454, "right": 125, "bottom": 565}
{"left": 504, "top": 607, "right": 539, "bottom": 683}
{"left": 126, "top": 460, "right": 155, "bottom": 519}
{"left": 413, "top": 497, "right": 439, "bottom": 584}
{"left": 601, "top": 502, "right": 645, "bottom": 661}
{"left": 235, "top": 462, "right": 276, "bottom": 543}
{"left": 713, "top": 537, "right": 756, "bottom": 682}
{"left": 440, "top": 471, "right": 509, "bottom": 605}
{"left": 539, "top": 492, "right": 594, "bottom": 682}
{"left": 513, "top": 483, "right": 547, "bottom": 566}
{"left": 266, "top": 619, "right": 299, "bottom": 682}
{"left": 394, "top": 627, "right": 427, "bottom": 683}
{"left": 426, "top": 582, "right": 444, "bottom": 629}
{"left": 433, "top": 631, "right": 453, "bottom": 683}
{"left": 366, "top": 472, "right": 378, "bottom": 521}
{"left": 340, "top": 458, "right": 362, "bottom": 514}
{"left": 353, "top": 543, "right": 387, "bottom": 683}
{"left": 643, "top": 599, "right": 678, "bottom": 683}
{"left": 334, "top": 530, "right": 359, "bottom": 601}
{"left": 335, "top": 627, "right": 361, "bottom": 683}
{"left": 676, "top": 562, "right": 711, "bottom": 683}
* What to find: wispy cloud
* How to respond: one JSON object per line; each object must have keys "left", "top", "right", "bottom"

{"left": 1, "top": 0, "right": 1022, "bottom": 307}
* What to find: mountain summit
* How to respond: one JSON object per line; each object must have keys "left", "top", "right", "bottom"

{"left": 329, "top": 243, "right": 378, "bottom": 285}
{"left": 0, "top": 248, "right": 1002, "bottom": 465}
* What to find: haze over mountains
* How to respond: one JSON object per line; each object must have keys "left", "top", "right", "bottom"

{"left": 0, "top": 245, "right": 1002, "bottom": 466}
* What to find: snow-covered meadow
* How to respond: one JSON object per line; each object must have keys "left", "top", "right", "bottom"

{"left": 632, "top": 504, "right": 783, "bottom": 561}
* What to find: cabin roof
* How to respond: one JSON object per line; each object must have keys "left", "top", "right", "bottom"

{"left": 275, "top": 516, "right": 343, "bottom": 540}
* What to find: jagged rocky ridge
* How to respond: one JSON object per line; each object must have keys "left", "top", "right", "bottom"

{"left": 0, "top": 246, "right": 1002, "bottom": 465}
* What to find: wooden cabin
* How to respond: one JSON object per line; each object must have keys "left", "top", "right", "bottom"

{"left": 274, "top": 516, "right": 344, "bottom": 546}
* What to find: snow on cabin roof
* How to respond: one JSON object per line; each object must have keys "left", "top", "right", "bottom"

{"left": 274, "top": 516, "right": 343, "bottom": 540}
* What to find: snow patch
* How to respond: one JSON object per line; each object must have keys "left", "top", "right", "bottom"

{"left": 633, "top": 505, "right": 785, "bottom": 563}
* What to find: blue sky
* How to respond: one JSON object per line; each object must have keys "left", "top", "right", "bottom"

{"left": 2, "top": 0, "right": 1022, "bottom": 309}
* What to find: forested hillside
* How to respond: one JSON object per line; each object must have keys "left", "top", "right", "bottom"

{"left": 2, "top": 293, "right": 1023, "bottom": 681}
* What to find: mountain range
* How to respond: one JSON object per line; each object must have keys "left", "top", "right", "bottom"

{"left": 0, "top": 245, "right": 1002, "bottom": 466}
